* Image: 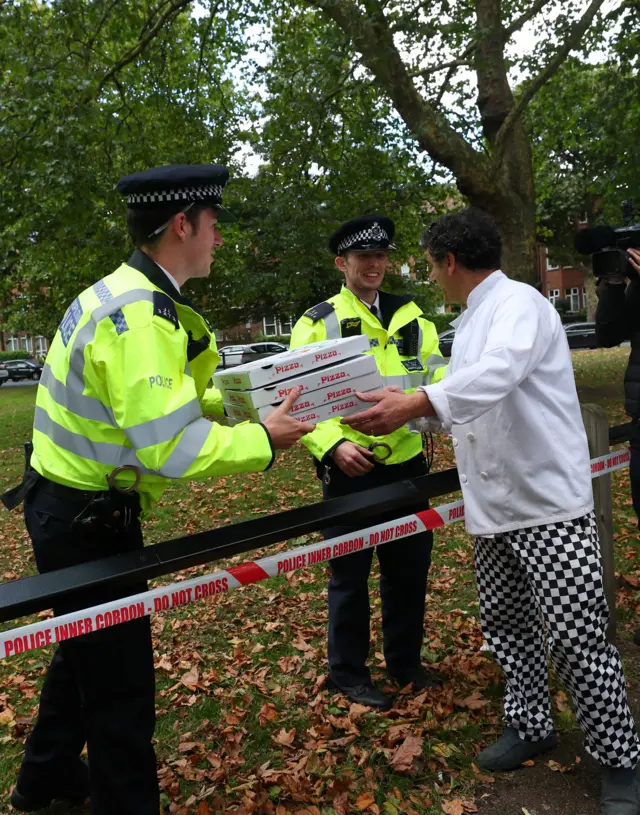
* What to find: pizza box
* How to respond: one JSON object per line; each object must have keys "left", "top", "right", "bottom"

{"left": 223, "top": 369, "right": 382, "bottom": 422}
{"left": 212, "top": 335, "right": 370, "bottom": 390}
{"left": 220, "top": 353, "right": 378, "bottom": 409}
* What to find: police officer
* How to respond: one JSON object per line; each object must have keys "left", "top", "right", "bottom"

{"left": 3, "top": 164, "right": 311, "bottom": 814}
{"left": 289, "top": 214, "right": 446, "bottom": 709}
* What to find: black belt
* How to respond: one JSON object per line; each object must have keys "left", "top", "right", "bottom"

{"left": 36, "top": 477, "right": 105, "bottom": 504}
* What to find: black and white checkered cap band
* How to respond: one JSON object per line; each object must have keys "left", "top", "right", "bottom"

{"left": 127, "top": 184, "right": 224, "bottom": 205}
{"left": 337, "top": 222, "right": 390, "bottom": 254}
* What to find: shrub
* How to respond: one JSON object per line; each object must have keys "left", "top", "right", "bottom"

{"left": 0, "top": 350, "right": 31, "bottom": 361}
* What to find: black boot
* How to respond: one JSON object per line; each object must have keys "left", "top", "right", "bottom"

{"left": 476, "top": 727, "right": 558, "bottom": 772}
{"left": 10, "top": 760, "right": 89, "bottom": 812}
{"left": 600, "top": 766, "right": 640, "bottom": 814}
{"left": 329, "top": 679, "right": 393, "bottom": 710}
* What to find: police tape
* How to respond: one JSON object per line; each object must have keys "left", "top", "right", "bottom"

{"left": 0, "top": 447, "right": 631, "bottom": 660}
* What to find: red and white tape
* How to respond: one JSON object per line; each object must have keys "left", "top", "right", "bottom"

{"left": 0, "top": 448, "right": 631, "bottom": 660}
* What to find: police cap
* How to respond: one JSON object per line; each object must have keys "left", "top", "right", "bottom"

{"left": 117, "top": 164, "right": 229, "bottom": 211}
{"left": 328, "top": 214, "right": 396, "bottom": 256}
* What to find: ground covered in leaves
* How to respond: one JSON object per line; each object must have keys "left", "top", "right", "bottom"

{"left": 1, "top": 347, "right": 640, "bottom": 815}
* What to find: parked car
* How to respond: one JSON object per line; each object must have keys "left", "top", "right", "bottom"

{"left": 437, "top": 328, "right": 456, "bottom": 357}
{"left": 240, "top": 342, "right": 288, "bottom": 365}
{"left": 564, "top": 322, "right": 599, "bottom": 350}
{"left": 1, "top": 359, "right": 43, "bottom": 381}
{"left": 217, "top": 345, "right": 248, "bottom": 369}
{"left": 0, "top": 366, "right": 9, "bottom": 385}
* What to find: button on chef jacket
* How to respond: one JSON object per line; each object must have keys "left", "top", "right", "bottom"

{"left": 421, "top": 271, "right": 593, "bottom": 536}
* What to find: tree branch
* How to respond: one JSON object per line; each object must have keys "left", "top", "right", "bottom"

{"left": 93, "top": 0, "right": 194, "bottom": 99}
{"left": 305, "top": 0, "right": 495, "bottom": 201}
{"left": 493, "top": 0, "right": 607, "bottom": 162}
{"left": 408, "top": 56, "right": 471, "bottom": 81}
{"left": 503, "top": 0, "right": 555, "bottom": 40}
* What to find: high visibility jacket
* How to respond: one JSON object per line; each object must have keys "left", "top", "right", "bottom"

{"left": 31, "top": 249, "right": 274, "bottom": 510}
{"left": 289, "top": 286, "right": 447, "bottom": 466}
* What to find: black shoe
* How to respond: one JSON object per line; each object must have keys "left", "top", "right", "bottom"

{"left": 601, "top": 766, "right": 640, "bottom": 814}
{"left": 10, "top": 761, "right": 89, "bottom": 812}
{"left": 476, "top": 726, "right": 558, "bottom": 772}
{"left": 329, "top": 679, "right": 393, "bottom": 710}
{"left": 390, "top": 665, "right": 441, "bottom": 691}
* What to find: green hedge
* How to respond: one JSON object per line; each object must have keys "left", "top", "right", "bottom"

{"left": 254, "top": 334, "right": 292, "bottom": 345}
{"left": 424, "top": 313, "right": 458, "bottom": 334}
{"left": 0, "top": 350, "right": 30, "bottom": 361}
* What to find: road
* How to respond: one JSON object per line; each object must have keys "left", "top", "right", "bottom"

{"left": 0, "top": 379, "right": 39, "bottom": 388}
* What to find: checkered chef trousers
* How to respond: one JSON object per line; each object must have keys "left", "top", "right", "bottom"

{"left": 475, "top": 511, "right": 640, "bottom": 767}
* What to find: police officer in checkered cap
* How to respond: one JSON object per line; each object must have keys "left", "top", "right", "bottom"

{"left": 289, "top": 214, "right": 447, "bottom": 710}
{"left": 5, "top": 164, "right": 310, "bottom": 815}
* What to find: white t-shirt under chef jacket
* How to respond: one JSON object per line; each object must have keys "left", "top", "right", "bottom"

{"left": 420, "top": 271, "right": 593, "bottom": 537}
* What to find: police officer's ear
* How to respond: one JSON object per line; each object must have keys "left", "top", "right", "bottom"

{"left": 335, "top": 254, "right": 348, "bottom": 274}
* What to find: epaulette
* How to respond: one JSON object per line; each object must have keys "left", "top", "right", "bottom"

{"left": 303, "top": 301, "right": 335, "bottom": 323}
{"left": 153, "top": 290, "right": 179, "bottom": 330}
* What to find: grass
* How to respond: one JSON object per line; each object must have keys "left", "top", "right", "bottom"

{"left": 0, "top": 346, "right": 638, "bottom": 815}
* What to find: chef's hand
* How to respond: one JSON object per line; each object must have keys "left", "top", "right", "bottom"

{"left": 341, "top": 389, "right": 433, "bottom": 436}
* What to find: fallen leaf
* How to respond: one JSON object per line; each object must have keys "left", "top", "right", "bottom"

{"left": 196, "top": 801, "right": 213, "bottom": 815}
{"left": 441, "top": 800, "right": 464, "bottom": 815}
{"left": 274, "top": 727, "right": 296, "bottom": 746}
{"left": 390, "top": 734, "right": 423, "bottom": 773}
{"left": 356, "top": 792, "right": 375, "bottom": 810}
{"left": 0, "top": 708, "right": 15, "bottom": 726}
{"left": 181, "top": 666, "right": 199, "bottom": 687}
{"left": 521, "top": 759, "right": 535, "bottom": 767}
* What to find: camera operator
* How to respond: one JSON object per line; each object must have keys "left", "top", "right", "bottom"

{"left": 596, "top": 246, "right": 640, "bottom": 528}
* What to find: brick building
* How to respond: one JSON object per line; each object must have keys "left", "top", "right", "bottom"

{"left": 0, "top": 331, "right": 50, "bottom": 360}
{"left": 536, "top": 246, "right": 589, "bottom": 314}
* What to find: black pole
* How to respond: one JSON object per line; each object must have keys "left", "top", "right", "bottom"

{"left": 0, "top": 467, "right": 460, "bottom": 623}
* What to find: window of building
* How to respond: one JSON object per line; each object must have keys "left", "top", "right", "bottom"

{"left": 548, "top": 289, "right": 560, "bottom": 305}
{"left": 35, "top": 336, "right": 47, "bottom": 356}
{"left": 582, "top": 287, "right": 587, "bottom": 308}
{"left": 568, "top": 287, "right": 580, "bottom": 312}
{"left": 6, "top": 335, "right": 19, "bottom": 352}
{"left": 400, "top": 263, "right": 410, "bottom": 278}
{"left": 546, "top": 248, "right": 559, "bottom": 271}
{"left": 20, "top": 335, "right": 33, "bottom": 352}
{"left": 263, "top": 315, "right": 293, "bottom": 337}
{"left": 263, "top": 316, "right": 277, "bottom": 336}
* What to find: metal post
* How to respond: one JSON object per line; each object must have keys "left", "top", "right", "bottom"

{"left": 581, "top": 403, "right": 617, "bottom": 642}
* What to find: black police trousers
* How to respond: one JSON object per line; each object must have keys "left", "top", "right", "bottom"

{"left": 18, "top": 478, "right": 159, "bottom": 815}
{"left": 631, "top": 437, "right": 640, "bottom": 527}
{"left": 322, "top": 453, "right": 433, "bottom": 687}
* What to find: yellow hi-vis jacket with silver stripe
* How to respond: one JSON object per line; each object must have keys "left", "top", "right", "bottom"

{"left": 31, "top": 249, "right": 274, "bottom": 510}
{"left": 289, "top": 286, "right": 447, "bottom": 466}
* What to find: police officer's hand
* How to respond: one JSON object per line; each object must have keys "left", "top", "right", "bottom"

{"left": 264, "top": 388, "right": 315, "bottom": 450}
{"left": 331, "top": 441, "right": 376, "bottom": 477}
{"left": 629, "top": 248, "right": 640, "bottom": 276}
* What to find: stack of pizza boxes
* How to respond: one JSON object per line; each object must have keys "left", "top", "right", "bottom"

{"left": 213, "top": 336, "right": 382, "bottom": 424}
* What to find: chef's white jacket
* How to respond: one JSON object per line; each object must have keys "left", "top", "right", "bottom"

{"left": 421, "top": 271, "right": 593, "bottom": 536}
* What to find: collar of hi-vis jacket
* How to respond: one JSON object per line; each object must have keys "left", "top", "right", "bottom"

{"left": 126, "top": 248, "right": 211, "bottom": 328}
{"left": 338, "top": 286, "right": 423, "bottom": 336}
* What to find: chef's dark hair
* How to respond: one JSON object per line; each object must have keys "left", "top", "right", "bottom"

{"left": 421, "top": 208, "right": 502, "bottom": 271}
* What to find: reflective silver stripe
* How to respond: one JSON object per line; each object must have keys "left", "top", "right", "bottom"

{"left": 33, "top": 406, "right": 153, "bottom": 473}
{"left": 124, "top": 399, "right": 202, "bottom": 449}
{"left": 417, "top": 322, "right": 424, "bottom": 365}
{"left": 425, "top": 353, "right": 447, "bottom": 385}
{"left": 383, "top": 373, "right": 424, "bottom": 390}
{"left": 40, "top": 364, "right": 116, "bottom": 425}
{"left": 158, "top": 417, "right": 212, "bottom": 478}
{"left": 322, "top": 310, "right": 341, "bottom": 340}
{"left": 43, "top": 290, "right": 156, "bottom": 424}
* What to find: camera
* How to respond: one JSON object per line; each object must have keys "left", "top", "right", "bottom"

{"left": 574, "top": 201, "right": 640, "bottom": 278}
